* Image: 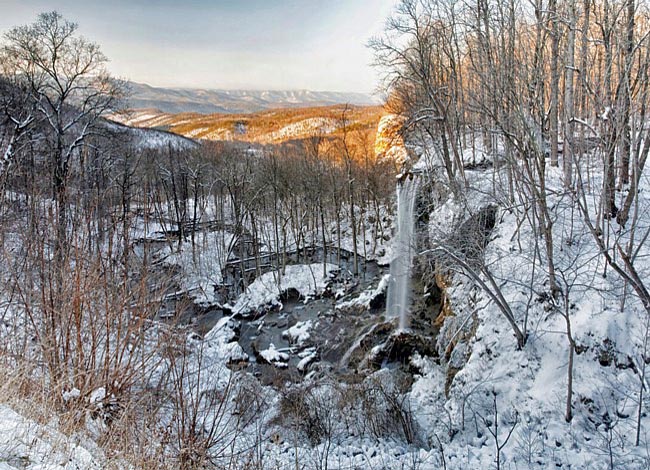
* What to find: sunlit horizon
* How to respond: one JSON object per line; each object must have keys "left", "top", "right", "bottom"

{"left": 0, "top": 0, "right": 396, "bottom": 94}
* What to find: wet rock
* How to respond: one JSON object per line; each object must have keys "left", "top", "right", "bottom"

{"left": 279, "top": 288, "right": 302, "bottom": 302}
{"left": 366, "top": 329, "right": 438, "bottom": 370}
{"left": 369, "top": 290, "right": 386, "bottom": 310}
{"left": 342, "top": 320, "right": 394, "bottom": 370}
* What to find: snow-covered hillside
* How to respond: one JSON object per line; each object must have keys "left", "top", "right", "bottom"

{"left": 186, "top": 143, "right": 650, "bottom": 469}
{"left": 107, "top": 121, "right": 199, "bottom": 150}
{"left": 404, "top": 155, "right": 650, "bottom": 469}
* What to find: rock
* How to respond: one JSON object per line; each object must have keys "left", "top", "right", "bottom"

{"left": 369, "top": 290, "right": 386, "bottom": 310}
{"left": 366, "top": 329, "right": 438, "bottom": 369}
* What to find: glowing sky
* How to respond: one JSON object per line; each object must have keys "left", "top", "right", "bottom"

{"left": 0, "top": 0, "right": 396, "bottom": 93}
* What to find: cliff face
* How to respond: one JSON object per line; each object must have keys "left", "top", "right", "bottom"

{"left": 374, "top": 113, "right": 409, "bottom": 165}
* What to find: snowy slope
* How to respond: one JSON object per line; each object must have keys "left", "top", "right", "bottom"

{"left": 231, "top": 263, "right": 339, "bottom": 315}
{"left": 0, "top": 405, "right": 104, "bottom": 469}
{"left": 402, "top": 154, "right": 650, "bottom": 468}
{"left": 213, "top": 147, "right": 650, "bottom": 470}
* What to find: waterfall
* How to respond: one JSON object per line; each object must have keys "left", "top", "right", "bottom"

{"left": 386, "top": 175, "right": 419, "bottom": 330}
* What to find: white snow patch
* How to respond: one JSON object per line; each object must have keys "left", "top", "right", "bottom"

{"left": 0, "top": 405, "right": 103, "bottom": 469}
{"left": 337, "top": 274, "right": 390, "bottom": 311}
{"left": 232, "top": 263, "right": 338, "bottom": 315}
{"left": 260, "top": 343, "right": 289, "bottom": 368}
{"left": 204, "top": 317, "right": 249, "bottom": 364}
{"left": 282, "top": 320, "right": 312, "bottom": 346}
{"left": 61, "top": 388, "right": 80, "bottom": 403}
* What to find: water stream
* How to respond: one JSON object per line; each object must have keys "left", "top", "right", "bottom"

{"left": 386, "top": 175, "right": 419, "bottom": 330}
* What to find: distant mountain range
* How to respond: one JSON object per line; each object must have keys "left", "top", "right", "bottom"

{"left": 123, "top": 81, "right": 382, "bottom": 114}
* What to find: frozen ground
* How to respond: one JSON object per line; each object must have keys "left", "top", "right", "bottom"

{"left": 0, "top": 405, "right": 103, "bottom": 470}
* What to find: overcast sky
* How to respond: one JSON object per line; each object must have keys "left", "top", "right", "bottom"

{"left": 0, "top": 0, "right": 396, "bottom": 93}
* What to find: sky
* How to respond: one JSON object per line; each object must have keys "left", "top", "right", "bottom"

{"left": 0, "top": 0, "right": 396, "bottom": 94}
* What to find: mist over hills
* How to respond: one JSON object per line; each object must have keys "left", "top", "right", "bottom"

{"left": 124, "top": 81, "right": 382, "bottom": 114}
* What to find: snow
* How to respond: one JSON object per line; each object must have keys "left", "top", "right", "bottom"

{"left": 336, "top": 273, "right": 389, "bottom": 310}
{"left": 160, "top": 230, "right": 235, "bottom": 305}
{"left": 266, "top": 117, "right": 338, "bottom": 142}
{"left": 385, "top": 144, "right": 650, "bottom": 468}
{"left": 202, "top": 139, "right": 650, "bottom": 470}
{"left": 282, "top": 320, "right": 312, "bottom": 346}
{"left": 88, "top": 388, "right": 105, "bottom": 405}
{"left": 105, "top": 121, "right": 198, "bottom": 151}
{"left": 0, "top": 405, "right": 102, "bottom": 470}
{"left": 329, "top": 205, "right": 394, "bottom": 265}
{"left": 130, "top": 127, "right": 197, "bottom": 150}
{"left": 232, "top": 263, "right": 339, "bottom": 315}
{"left": 7, "top": 97, "right": 650, "bottom": 469}
{"left": 297, "top": 348, "right": 318, "bottom": 372}
{"left": 260, "top": 343, "right": 289, "bottom": 368}
{"left": 204, "top": 317, "right": 249, "bottom": 364}
{"left": 61, "top": 388, "right": 80, "bottom": 403}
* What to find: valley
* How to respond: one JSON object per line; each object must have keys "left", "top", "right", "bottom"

{"left": 2, "top": 2, "right": 650, "bottom": 470}
{"left": 123, "top": 81, "right": 380, "bottom": 114}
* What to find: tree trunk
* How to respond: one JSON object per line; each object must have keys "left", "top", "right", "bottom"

{"left": 603, "top": 0, "right": 618, "bottom": 218}
{"left": 618, "top": 0, "right": 635, "bottom": 188}
{"left": 563, "top": 0, "right": 577, "bottom": 190}
{"left": 549, "top": 0, "right": 560, "bottom": 167}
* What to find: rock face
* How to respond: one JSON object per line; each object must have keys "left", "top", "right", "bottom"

{"left": 342, "top": 320, "right": 395, "bottom": 371}
{"left": 342, "top": 319, "right": 438, "bottom": 373}
{"left": 366, "top": 329, "right": 438, "bottom": 369}
{"left": 451, "top": 204, "right": 498, "bottom": 268}
{"left": 374, "top": 114, "right": 409, "bottom": 165}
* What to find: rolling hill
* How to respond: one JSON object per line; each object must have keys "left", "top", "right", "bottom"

{"left": 113, "top": 104, "right": 386, "bottom": 145}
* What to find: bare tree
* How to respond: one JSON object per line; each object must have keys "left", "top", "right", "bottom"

{"left": 370, "top": 0, "right": 465, "bottom": 194}
{"left": 549, "top": 0, "right": 561, "bottom": 168}
{"left": 1, "top": 11, "right": 123, "bottom": 264}
{"left": 0, "top": 78, "right": 36, "bottom": 178}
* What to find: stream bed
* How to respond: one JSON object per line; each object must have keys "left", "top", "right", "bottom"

{"left": 135, "top": 227, "right": 439, "bottom": 385}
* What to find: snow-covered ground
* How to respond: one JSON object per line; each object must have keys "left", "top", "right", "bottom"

{"left": 4, "top": 111, "right": 647, "bottom": 469}
{"left": 399, "top": 152, "right": 650, "bottom": 468}
{"left": 266, "top": 117, "right": 338, "bottom": 142}
{"left": 231, "top": 263, "right": 339, "bottom": 315}
{"left": 159, "top": 230, "right": 236, "bottom": 305}
{"left": 0, "top": 405, "right": 103, "bottom": 470}
{"left": 336, "top": 273, "right": 390, "bottom": 311}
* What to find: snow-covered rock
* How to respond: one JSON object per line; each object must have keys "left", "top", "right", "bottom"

{"left": 232, "top": 263, "right": 339, "bottom": 315}
{"left": 282, "top": 320, "right": 312, "bottom": 347}
{"left": 337, "top": 273, "right": 389, "bottom": 311}
{"left": 259, "top": 343, "right": 289, "bottom": 368}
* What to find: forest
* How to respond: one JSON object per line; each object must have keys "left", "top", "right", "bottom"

{"left": 0, "top": 0, "right": 650, "bottom": 468}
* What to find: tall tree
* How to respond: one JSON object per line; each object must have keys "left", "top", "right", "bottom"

{"left": 1, "top": 11, "right": 123, "bottom": 264}
{"left": 0, "top": 11, "right": 123, "bottom": 385}
{"left": 618, "top": 0, "right": 635, "bottom": 188}
{"left": 549, "top": 0, "right": 561, "bottom": 168}
{"left": 564, "top": 0, "right": 577, "bottom": 190}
